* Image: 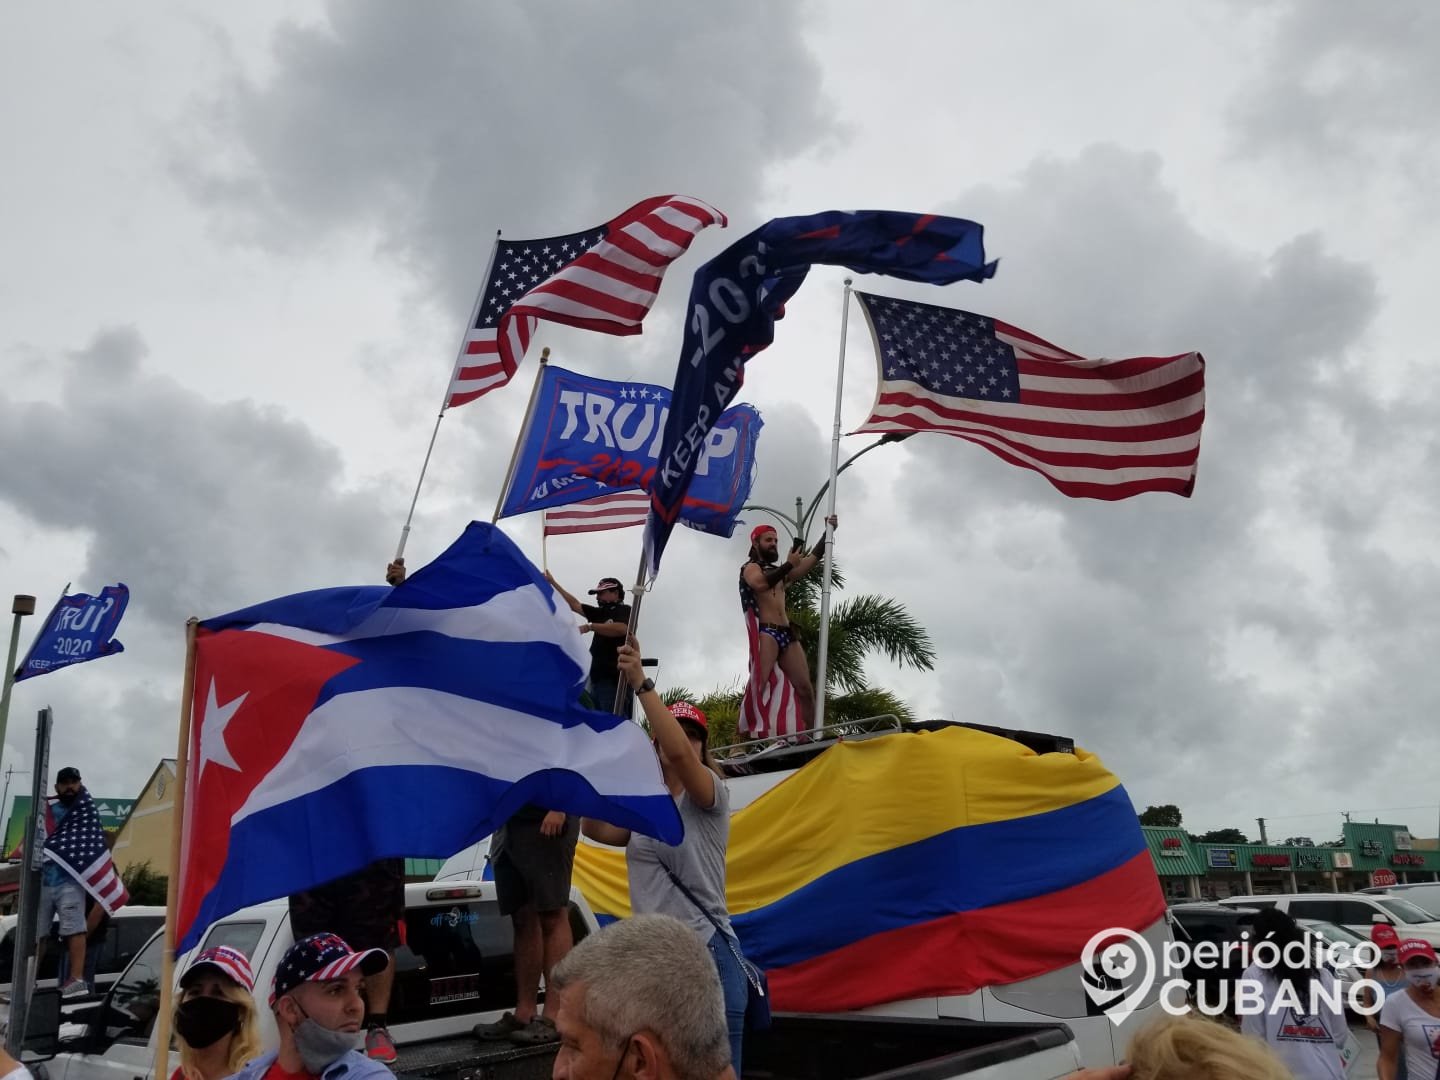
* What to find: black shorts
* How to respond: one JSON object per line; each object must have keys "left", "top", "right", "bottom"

{"left": 289, "top": 858, "right": 405, "bottom": 952}
{"left": 492, "top": 816, "right": 580, "bottom": 916}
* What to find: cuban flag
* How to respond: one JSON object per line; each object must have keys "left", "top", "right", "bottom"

{"left": 175, "top": 522, "right": 681, "bottom": 953}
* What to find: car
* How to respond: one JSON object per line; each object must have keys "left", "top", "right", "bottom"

{"left": 1361, "top": 882, "right": 1440, "bottom": 919}
{"left": 0, "top": 905, "right": 165, "bottom": 1002}
{"left": 1296, "top": 918, "right": 1375, "bottom": 1007}
{"left": 1167, "top": 903, "right": 1262, "bottom": 1012}
{"left": 1216, "top": 893, "right": 1440, "bottom": 948}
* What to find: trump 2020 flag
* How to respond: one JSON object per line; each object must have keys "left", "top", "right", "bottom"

{"left": 853, "top": 292, "right": 1205, "bottom": 499}
{"left": 175, "top": 522, "right": 681, "bottom": 952}
{"left": 496, "top": 364, "right": 762, "bottom": 537}
{"left": 15, "top": 584, "right": 128, "bottom": 681}
{"left": 645, "top": 209, "right": 997, "bottom": 576}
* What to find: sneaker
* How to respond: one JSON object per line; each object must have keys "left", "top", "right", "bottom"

{"left": 365, "top": 1026, "right": 397, "bottom": 1064}
{"left": 60, "top": 978, "right": 88, "bottom": 999}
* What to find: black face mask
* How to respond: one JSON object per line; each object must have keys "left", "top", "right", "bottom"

{"left": 57, "top": 791, "right": 79, "bottom": 806}
{"left": 175, "top": 996, "right": 241, "bottom": 1049}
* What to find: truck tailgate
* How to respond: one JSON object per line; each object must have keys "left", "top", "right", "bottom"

{"left": 393, "top": 1033, "right": 557, "bottom": 1080}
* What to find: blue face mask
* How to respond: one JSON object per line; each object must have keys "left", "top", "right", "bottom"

{"left": 290, "top": 1004, "right": 362, "bottom": 1072}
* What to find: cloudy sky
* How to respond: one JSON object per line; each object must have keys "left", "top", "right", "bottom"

{"left": 3, "top": 1, "right": 1438, "bottom": 843}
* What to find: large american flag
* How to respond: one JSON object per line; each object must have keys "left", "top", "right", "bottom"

{"left": 43, "top": 790, "right": 129, "bottom": 914}
{"left": 853, "top": 293, "right": 1205, "bottom": 499}
{"left": 543, "top": 492, "right": 650, "bottom": 536}
{"left": 445, "top": 195, "right": 727, "bottom": 408}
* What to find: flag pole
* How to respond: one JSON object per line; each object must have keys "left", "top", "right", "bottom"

{"left": 813, "top": 278, "right": 853, "bottom": 732}
{"left": 395, "top": 230, "right": 502, "bottom": 562}
{"left": 491, "top": 347, "right": 551, "bottom": 524}
{"left": 614, "top": 543, "right": 650, "bottom": 716}
{"left": 541, "top": 513, "right": 550, "bottom": 574}
{"left": 153, "top": 617, "right": 198, "bottom": 1080}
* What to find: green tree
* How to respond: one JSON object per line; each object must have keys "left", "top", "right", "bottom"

{"left": 664, "top": 561, "right": 936, "bottom": 745}
{"left": 121, "top": 860, "right": 168, "bottom": 906}
{"left": 1139, "top": 804, "right": 1183, "bottom": 828}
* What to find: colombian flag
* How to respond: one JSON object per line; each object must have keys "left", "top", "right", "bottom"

{"left": 572, "top": 725, "right": 1164, "bottom": 1012}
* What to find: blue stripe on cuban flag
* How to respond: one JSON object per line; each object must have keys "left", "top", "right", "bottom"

{"left": 178, "top": 522, "right": 678, "bottom": 951}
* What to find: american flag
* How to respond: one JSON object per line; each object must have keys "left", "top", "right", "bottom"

{"left": 737, "top": 578, "right": 803, "bottom": 740}
{"left": 853, "top": 293, "right": 1205, "bottom": 499}
{"left": 543, "top": 492, "right": 650, "bottom": 536}
{"left": 445, "top": 195, "right": 727, "bottom": 408}
{"left": 43, "top": 790, "right": 129, "bottom": 914}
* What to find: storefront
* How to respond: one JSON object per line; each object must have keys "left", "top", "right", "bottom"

{"left": 1144, "top": 820, "right": 1440, "bottom": 898}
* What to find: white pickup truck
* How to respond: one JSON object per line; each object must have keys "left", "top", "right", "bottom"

{"left": 19, "top": 877, "right": 1090, "bottom": 1078}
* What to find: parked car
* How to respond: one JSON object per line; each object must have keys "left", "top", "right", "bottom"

{"left": 1216, "top": 893, "right": 1440, "bottom": 947}
{"left": 1362, "top": 882, "right": 1440, "bottom": 919}
{"left": 1167, "top": 902, "right": 1261, "bottom": 1013}
{"left": 20, "top": 881, "right": 1089, "bottom": 1080}
{"left": 0, "top": 905, "right": 165, "bottom": 1002}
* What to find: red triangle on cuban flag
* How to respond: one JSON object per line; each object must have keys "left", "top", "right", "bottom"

{"left": 177, "top": 627, "right": 360, "bottom": 947}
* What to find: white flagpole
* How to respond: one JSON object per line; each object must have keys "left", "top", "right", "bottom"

{"left": 394, "top": 230, "right": 502, "bottom": 563}
{"left": 812, "top": 278, "right": 853, "bottom": 732}
{"left": 491, "top": 347, "right": 552, "bottom": 524}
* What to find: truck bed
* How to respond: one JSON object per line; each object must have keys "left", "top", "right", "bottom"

{"left": 393, "top": 1032, "right": 557, "bottom": 1080}
{"left": 743, "top": 1014, "right": 1079, "bottom": 1079}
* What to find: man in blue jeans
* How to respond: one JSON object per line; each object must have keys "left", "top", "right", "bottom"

{"left": 37, "top": 767, "right": 90, "bottom": 997}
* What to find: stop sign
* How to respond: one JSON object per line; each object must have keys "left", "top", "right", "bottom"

{"left": 1371, "top": 868, "right": 1398, "bottom": 888}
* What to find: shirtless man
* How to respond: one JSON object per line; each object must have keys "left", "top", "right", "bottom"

{"left": 738, "top": 518, "right": 835, "bottom": 731}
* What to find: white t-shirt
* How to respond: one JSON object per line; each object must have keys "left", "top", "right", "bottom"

{"left": 1379, "top": 986, "right": 1440, "bottom": 1079}
{"left": 1238, "top": 965, "right": 1346, "bottom": 1080}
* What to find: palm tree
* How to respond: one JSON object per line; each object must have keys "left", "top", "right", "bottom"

{"left": 664, "top": 561, "right": 936, "bottom": 747}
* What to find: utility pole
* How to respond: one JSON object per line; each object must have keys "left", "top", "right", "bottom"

{"left": 1256, "top": 817, "right": 1269, "bottom": 845}
{"left": 0, "top": 594, "right": 38, "bottom": 776}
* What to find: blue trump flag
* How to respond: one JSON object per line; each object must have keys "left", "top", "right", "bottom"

{"left": 644, "top": 210, "right": 997, "bottom": 576}
{"left": 15, "top": 584, "right": 129, "bottom": 681}
{"left": 497, "top": 364, "right": 762, "bottom": 537}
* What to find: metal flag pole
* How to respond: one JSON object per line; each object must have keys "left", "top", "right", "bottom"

{"left": 813, "top": 278, "right": 853, "bottom": 732}
{"left": 614, "top": 544, "right": 651, "bottom": 717}
{"left": 0, "top": 594, "right": 37, "bottom": 777}
{"left": 395, "top": 230, "right": 502, "bottom": 564}
{"left": 153, "top": 618, "right": 199, "bottom": 1080}
{"left": 491, "top": 347, "right": 552, "bottom": 524}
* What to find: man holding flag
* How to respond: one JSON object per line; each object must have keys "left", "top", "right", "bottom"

{"left": 38, "top": 765, "right": 128, "bottom": 996}
{"left": 544, "top": 574, "right": 631, "bottom": 716}
{"left": 738, "top": 520, "right": 834, "bottom": 738}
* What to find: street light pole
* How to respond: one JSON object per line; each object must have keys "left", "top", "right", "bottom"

{"left": 0, "top": 594, "right": 37, "bottom": 775}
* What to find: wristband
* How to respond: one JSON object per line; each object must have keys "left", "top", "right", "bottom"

{"left": 637, "top": 678, "right": 656, "bottom": 695}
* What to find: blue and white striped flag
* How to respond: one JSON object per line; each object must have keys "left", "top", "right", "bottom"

{"left": 175, "top": 521, "right": 679, "bottom": 951}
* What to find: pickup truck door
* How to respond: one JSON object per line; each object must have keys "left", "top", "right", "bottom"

{"left": 51, "top": 929, "right": 173, "bottom": 1080}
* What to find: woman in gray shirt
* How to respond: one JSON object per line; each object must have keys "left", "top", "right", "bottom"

{"left": 581, "top": 639, "right": 753, "bottom": 1075}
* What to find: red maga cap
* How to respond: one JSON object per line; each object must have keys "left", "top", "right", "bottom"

{"left": 1398, "top": 938, "right": 1438, "bottom": 965}
{"left": 669, "top": 701, "right": 709, "bottom": 732}
{"left": 750, "top": 525, "right": 776, "bottom": 544}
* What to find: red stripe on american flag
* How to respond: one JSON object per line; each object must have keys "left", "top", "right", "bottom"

{"left": 543, "top": 493, "right": 651, "bottom": 536}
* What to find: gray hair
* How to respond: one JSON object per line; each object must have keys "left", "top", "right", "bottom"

{"left": 551, "top": 914, "right": 731, "bottom": 1079}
